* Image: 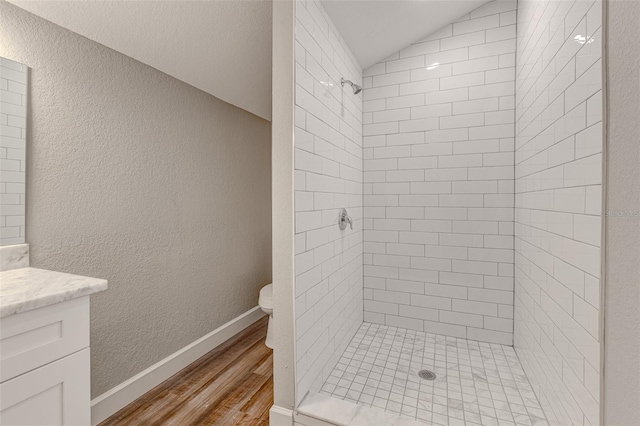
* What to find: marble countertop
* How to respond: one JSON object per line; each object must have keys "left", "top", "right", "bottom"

{"left": 0, "top": 267, "right": 108, "bottom": 318}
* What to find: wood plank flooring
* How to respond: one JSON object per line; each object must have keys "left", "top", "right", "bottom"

{"left": 101, "top": 316, "right": 273, "bottom": 426}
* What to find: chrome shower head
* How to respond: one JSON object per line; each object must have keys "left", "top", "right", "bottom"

{"left": 341, "top": 77, "right": 362, "bottom": 95}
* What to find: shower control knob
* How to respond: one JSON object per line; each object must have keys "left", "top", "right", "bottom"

{"left": 339, "top": 208, "right": 353, "bottom": 231}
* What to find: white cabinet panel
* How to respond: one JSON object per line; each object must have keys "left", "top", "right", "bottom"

{"left": 0, "top": 348, "right": 90, "bottom": 425}
{"left": 0, "top": 297, "right": 89, "bottom": 382}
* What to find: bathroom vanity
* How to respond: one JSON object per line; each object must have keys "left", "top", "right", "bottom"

{"left": 0, "top": 245, "right": 107, "bottom": 425}
{"left": 1, "top": 57, "right": 108, "bottom": 424}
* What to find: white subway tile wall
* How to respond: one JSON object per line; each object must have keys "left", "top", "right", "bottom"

{"left": 294, "top": 0, "right": 364, "bottom": 404}
{"left": 0, "top": 57, "right": 27, "bottom": 246}
{"left": 362, "top": 0, "right": 517, "bottom": 346}
{"left": 513, "top": 1, "right": 602, "bottom": 425}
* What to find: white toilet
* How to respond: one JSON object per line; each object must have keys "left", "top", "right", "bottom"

{"left": 259, "top": 283, "right": 273, "bottom": 349}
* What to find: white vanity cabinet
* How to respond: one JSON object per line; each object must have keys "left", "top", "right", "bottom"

{"left": 0, "top": 297, "right": 91, "bottom": 425}
{"left": 0, "top": 264, "right": 107, "bottom": 426}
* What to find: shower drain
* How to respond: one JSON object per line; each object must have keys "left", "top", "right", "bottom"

{"left": 418, "top": 369, "right": 436, "bottom": 380}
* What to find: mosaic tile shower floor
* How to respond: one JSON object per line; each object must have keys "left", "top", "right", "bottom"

{"left": 320, "top": 323, "right": 548, "bottom": 426}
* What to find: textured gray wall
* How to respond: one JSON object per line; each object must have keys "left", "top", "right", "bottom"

{"left": 604, "top": 0, "right": 640, "bottom": 424}
{"left": 0, "top": 2, "right": 272, "bottom": 397}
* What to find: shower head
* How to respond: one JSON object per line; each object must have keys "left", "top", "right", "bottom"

{"left": 341, "top": 77, "right": 362, "bottom": 95}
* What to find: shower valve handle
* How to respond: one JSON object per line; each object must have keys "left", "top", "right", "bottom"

{"left": 339, "top": 208, "right": 353, "bottom": 231}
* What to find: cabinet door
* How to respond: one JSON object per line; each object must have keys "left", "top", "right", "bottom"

{"left": 0, "top": 296, "right": 90, "bottom": 383}
{"left": 0, "top": 348, "right": 90, "bottom": 426}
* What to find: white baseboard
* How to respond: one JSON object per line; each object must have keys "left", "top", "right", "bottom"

{"left": 270, "top": 405, "right": 294, "bottom": 426}
{"left": 91, "top": 306, "right": 266, "bottom": 425}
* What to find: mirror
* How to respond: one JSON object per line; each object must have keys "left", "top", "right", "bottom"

{"left": 0, "top": 57, "right": 27, "bottom": 246}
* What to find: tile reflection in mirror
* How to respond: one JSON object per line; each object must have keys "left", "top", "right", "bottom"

{"left": 0, "top": 57, "right": 27, "bottom": 246}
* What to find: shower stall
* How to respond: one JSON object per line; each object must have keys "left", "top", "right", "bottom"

{"left": 286, "top": 0, "right": 604, "bottom": 424}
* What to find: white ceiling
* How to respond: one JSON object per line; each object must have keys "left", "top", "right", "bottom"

{"left": 321, "top": 0, "right": 491, "bottom": 69}
{"left": 7, "top": 0, "right": 273, "bottom": 121}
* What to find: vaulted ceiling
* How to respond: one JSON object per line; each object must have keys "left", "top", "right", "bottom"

{"left": 7, "top": 0, "right": 273, "bottom": 121}
{"left": 8, "top": 0, "right": 492, "bottom": 121}
{"left": 321, "top": 0, "right": 491, "bottom": 69}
